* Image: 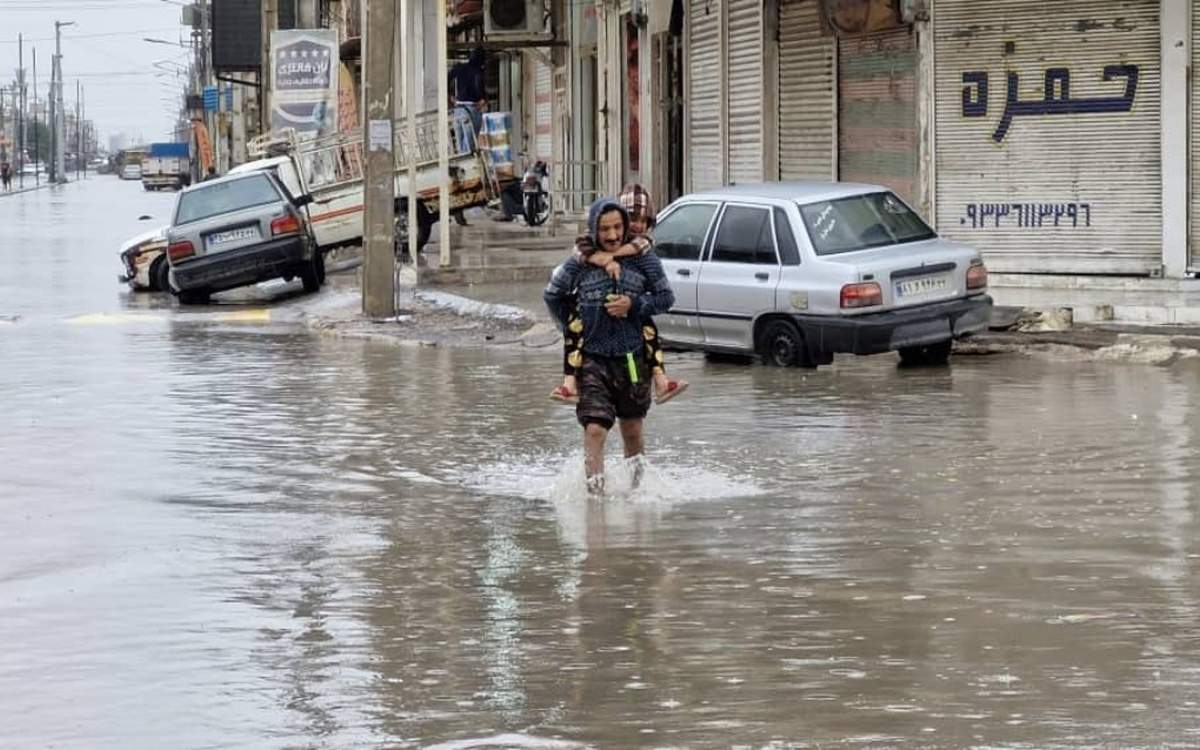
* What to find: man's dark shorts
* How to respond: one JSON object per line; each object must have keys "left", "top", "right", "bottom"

{"left": 577, "top": 352, "right": 652, "bottom": 430}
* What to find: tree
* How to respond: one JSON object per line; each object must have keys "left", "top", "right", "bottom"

{"left": 22, "top": 120, "right": 51, "bottom": 164}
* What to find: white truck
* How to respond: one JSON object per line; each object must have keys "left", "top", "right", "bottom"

{"left": 232, "top": 109, "right": 496, "bottom": 254}
{"left": 141, "top": 142, "right": 190, "bottom": 191}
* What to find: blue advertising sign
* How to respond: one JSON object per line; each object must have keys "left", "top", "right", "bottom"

{"left": 203, "top": 85, "right": 219, "bottom": 113}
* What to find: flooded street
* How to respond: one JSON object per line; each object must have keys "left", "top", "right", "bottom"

{"left": 3, "top": 180, "right": 1200, "bottom": 748}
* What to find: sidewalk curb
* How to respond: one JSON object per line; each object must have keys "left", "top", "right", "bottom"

{"left": 0, "top": 182, "right": 53, "bottom": 198}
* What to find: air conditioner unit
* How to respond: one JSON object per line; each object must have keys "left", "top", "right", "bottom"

{"left": 484, "top": 0, "right": 549, "bottom": 39}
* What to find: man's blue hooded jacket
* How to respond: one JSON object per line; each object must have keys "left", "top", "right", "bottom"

{"left": 543, "top": 198, "right": 675, "bottom": 357}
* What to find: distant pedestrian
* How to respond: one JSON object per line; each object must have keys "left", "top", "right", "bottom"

{"left": 0, "top": 162, "right": 11, "bottom": 191}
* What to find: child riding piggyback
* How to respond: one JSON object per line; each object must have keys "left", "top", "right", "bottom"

{"left": 550, "top": 183, "right": 689, "bottom": 406}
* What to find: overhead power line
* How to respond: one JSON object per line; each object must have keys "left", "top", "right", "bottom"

{"left": 0, "top": 27, "right": 184, "bottom": 45}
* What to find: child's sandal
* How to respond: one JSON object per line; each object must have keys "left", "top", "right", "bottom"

{"left": 550, "top": 385, "right": 580, "bottom": 404}
{"left": 655, "top": 379, "right": 689, "bottom": 405}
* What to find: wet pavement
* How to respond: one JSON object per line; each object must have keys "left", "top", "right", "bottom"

{"left": 3, "top": 179, "right": 1200, "bottom": 748}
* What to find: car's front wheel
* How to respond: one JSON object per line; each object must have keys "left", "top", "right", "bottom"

{"left": 759, "top": 319, "right": 809, "bottom": 367}
{"left": 898, "top": 340, "right": 952, "bottom": 367}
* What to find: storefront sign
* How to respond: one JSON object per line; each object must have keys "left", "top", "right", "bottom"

{"left": 958, "top": 202, "right": 1092, "bottom": 230}
{"left": 270, "top": 29, "right": 339, "bottom": 138}
{"left": 960, "top": 47, "right": 1139, "bottom": 143}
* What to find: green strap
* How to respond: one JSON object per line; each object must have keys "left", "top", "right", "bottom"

{"left": 626, "top": 352, "right": 639, "bottom": 384}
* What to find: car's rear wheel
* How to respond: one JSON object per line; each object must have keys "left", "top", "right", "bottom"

{"left": 299, "top": 251, "right": 324, "bottom": 293}
{"left": 759, "top": 319, "right": 808, "bottom": 367}
{"left": 898, "top": 340, "right": 952, "bottom": 367}
{"left": 150, "top": 256, "right": 171, "bottom": 292}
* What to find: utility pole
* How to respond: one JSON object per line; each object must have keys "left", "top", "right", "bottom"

{"left": 436, "top": 0, "right": 450, "bottom": 267}
{"left": 261, "top": 0, "right": 276, "bottom": 134}
{"left": 76, "top": 79, "right": 81, "bottom": 180}
{"left": 48, "top": 51, "right": 55, "bottom": 183}
{"left": 198, "top": 0, "right": 217, "bottom": 173}
{"left": 0, "top": 86, "right": 7, "bottom": 166}
{"left": 53, "top": 20, "right": 75, "bottom": 184}
{"left": 17, "top": 34, "right": 24, "bottom": 188}
{"left": 80, "top": 83, "right": 86, "bottom": 178}
{"left": 31, "top": 48, "right": 39, "bottom": 186}
{"left": 362, "top": 0, "right": 396, "bottom": 317}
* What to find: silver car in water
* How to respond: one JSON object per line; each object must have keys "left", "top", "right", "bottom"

{"left": 165, "top": 171, "right": 323, "bottom": 304}
{"left": 651, "top": 182, "right": 993, "bottom": 367}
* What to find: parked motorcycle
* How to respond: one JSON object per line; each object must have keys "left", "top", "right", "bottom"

{"left": 521, "top": 160, "right": 551, "bottom": 227}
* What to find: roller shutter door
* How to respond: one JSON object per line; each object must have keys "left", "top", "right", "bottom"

{"left": 837, "top": 27, "right": 917, "bottom": 204}
{"left": 934, "top": 0, "right": 1161, "bottom": 275}
{"left": 689, "top": 0, "right": 722, "bottom": 191}
{"left": 778, "top": 0, "right": 835, "bottom": 181}
{"left": 727, "top": 0, "right": 763, "bottom": 184}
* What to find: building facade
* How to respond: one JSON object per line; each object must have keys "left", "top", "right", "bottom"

{"left": 588, "top": 0, "right": 1197, "bottom": 280}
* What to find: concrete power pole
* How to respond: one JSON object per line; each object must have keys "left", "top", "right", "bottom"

{"left": 361, "top": 0, "right": 396, "bottom": 317}
{"left": 261, "top": 0, "right": 277, "bottom": 134}
{"left": 76, "top": 79, "right": 81, "bottom": 180}
{"left": 17, "top": 33, "right": 24, "bottom": 188}
{"left": 53, "top": 20, "right": 74, "bottom": 184}
{"left": 31, "top": 48, "right": 39, "bottom": 186}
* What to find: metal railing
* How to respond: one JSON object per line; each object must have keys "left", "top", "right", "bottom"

{"left": 245, "top": 109, "right": 482, "bottom": 194}
{"left": 550, "top": 158, "right": 606, "bottom": 215}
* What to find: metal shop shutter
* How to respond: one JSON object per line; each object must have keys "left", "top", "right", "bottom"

{"left": 688, "top": 0, "right": 722, "bottom": 191}
{"left": 778, "top": 0, "right": 835, "bottom": 181}
{"left": 837, "top": 27, "right": 917, "bottom": 204}
{"left": 727, "top": 0, "right": 763, "bottom": 184}
{"left": 534, "top": 57, "right": 553, "bottom": 161}
{"left": 1192, "top": 2, "right": 1200, "bottom": 271}
{"left": 935, "top": 0, "right": 1161, "bottom": 275}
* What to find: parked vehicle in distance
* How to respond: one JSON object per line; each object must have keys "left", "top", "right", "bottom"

{"left": 651, "top": 182, "right": 993, "bottom": 368}
{"left": 120, "top": 163, "right": 143, "bottom": 180}
{"left": 142, "top": 142, "right": 190, "bottom": 191}
{"left": 118, "top": 225, "right": 170, "bottom": 291}
{"left": 165, "top": 171, "right": 324, "bottom": 304}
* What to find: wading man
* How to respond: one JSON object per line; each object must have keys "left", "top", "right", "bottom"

{"left": 544, "top": 198, "right": 675, "bottom": 495}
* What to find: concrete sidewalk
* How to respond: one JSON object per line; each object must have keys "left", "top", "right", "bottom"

{"left": 0, "top": 181, "right": 52, "bottom": 198}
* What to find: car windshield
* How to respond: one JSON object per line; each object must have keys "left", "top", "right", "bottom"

{"left": 175, "top": 174, "right": 280, "bottom": 225}
{"left": 799, "top": 192, "right": 937, "bottom": 256}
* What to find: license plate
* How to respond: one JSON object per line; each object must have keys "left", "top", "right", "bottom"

{"left": 895, "top": 273, "right": 951, "bottom": 298}
{"left": 207, "top": 226, "right": 259, "bottom": 248}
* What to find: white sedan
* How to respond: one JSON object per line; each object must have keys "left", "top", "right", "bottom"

{"left": 118, "top": 225, "right": 170, "bottom": 292}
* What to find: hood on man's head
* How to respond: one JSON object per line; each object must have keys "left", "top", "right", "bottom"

{"left": 468, "top": 47, "right": 485, "bottom": 66}
{"left": 586, "top": 198, "right": 630, "bottom": 242}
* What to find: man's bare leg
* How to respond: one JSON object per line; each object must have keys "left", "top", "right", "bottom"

{"left": 584, "top": 422, "right": 609, "bottom": 494}
{"left": 619, "top": 418, "right": 646, "bottom": 489}
{"left": 619, "top": 418, "right": 645, "bottom": 458}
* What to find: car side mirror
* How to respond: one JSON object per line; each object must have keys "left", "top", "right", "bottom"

{"left": 293, "top": 194, "right": 314, "bottom": 208}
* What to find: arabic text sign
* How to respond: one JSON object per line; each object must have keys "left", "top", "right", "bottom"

{"left": 270, "top": 29, "right": 339, "bottom": 137}
{"left": 959, "top": 202, "right": 1092, "bottom": 230}
{"left": 960, "top": 45, "right": 1139, "bottom": 143}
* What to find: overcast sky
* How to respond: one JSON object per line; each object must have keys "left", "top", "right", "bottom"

{"left": 1, "top": 0, "right": 194, "bottom": 145}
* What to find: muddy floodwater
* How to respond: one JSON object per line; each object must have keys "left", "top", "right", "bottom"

{"left": 3, "top": 181, "right": 1200, "bottom": 748}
